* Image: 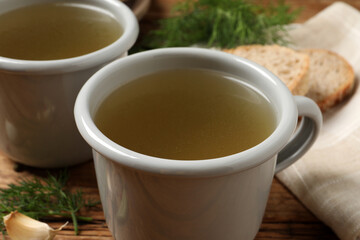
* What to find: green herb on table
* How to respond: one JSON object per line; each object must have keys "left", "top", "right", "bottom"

{"left": 0, "top": 170, "right": 99, "bottom": 236}
{"left": 132, "top": 0, "right": 301, "bottom": 52}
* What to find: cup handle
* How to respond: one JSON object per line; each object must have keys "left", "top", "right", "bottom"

{"left": 275, "top": 96, "right": 322, "bottom": 173}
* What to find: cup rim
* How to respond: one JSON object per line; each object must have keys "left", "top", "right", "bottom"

{"left": 74, "top": 48, "right": 298, "bottom": 177}
{"left": 0, "top": 0, "right": 139, "bottom": 74}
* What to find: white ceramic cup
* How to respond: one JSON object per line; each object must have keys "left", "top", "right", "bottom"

{"left": 74, "top": 48, "right": 322, "bottom": 240}
{"left": 0, "top": 0, "right": 138, "bottom": 168}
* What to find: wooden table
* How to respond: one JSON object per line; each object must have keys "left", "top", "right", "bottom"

{"left": 2, "top": 0, "right": 360, "bottom": 239}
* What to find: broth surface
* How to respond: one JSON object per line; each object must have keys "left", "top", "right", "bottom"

{"left": 95, "top": 69, "right": 277, "bottom": 160}
{"left": 0, "top": 2, "right": 122, "bottom": 60}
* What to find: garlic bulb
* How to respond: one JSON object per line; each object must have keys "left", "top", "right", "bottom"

{"left": 3, "top": 211, "right": 68, "bottom": 240}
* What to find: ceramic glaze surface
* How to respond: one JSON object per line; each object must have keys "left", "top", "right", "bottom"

{"left": 74, "top": 48, "right": 322, "bottom": 239}
{"left": 0, "top": 0, "right": 138, "bottom": 167}
{"left": 0, "top": 67, "right": 100, "bottom": 167}
{"left": 94, "top": 151, "right": 276, "bottom": 240}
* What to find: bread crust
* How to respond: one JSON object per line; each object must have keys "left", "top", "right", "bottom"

{"left": 224, "top": 45, "right": 310, "bottom": 95}
{"left": 224, "top": 45, "right": 355, "bottom": 112}
{"left": 300, "top": 49, "right": 355, "bottom": 112}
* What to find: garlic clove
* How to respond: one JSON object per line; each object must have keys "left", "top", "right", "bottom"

{"left": 3, "top": 211, "right": 68, "bottom": 240}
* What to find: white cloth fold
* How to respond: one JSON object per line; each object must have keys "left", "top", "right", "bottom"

{"left": 277, "top": 2, "right": 360, "bottom": 240}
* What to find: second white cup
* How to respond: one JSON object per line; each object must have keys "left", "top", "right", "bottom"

{"left": 0, "top": 0, "right": 139, "bottom": 168}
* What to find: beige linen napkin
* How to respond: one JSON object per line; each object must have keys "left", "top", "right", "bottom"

{"left": 276, "top": 2, "right": 360, "bottom": 240}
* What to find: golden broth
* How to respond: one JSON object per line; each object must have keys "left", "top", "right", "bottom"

{"left": 95, "top": 69, "right": 277, "bottom": 160}
{"left": 0, "top": 2, "right": 123, "bottom": 60}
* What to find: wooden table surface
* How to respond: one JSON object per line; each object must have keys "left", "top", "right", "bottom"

{"left": 2, "top": 0, "right": 360, "bottom": 239}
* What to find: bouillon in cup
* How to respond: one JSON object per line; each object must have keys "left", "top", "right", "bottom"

{"left": 74, "top": 48, "right": 322, "bottom": 240}
{"left": 95, "top": 68, "right": 277, "bottom": 160}
{"left": 0, "top": 0, "right": 138, "bottom": 167}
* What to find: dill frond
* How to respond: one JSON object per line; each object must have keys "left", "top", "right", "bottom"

{"left": 0, "top": 169, "right": 99, "bottom": 236}
{"left": 132, "top": 0, "right": 301, "bottom": 52}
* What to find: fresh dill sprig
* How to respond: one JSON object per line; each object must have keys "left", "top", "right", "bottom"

{"left": 132, "top": 0, "right": 301, "bottom": 52}
{"left": 0, "top": 170, "right": 99, "bottom": 236}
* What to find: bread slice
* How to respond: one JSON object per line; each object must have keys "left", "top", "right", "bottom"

{"left": 223, "top": 45, "right": 310, "bottom": 95}
{"left": 299, "top": 49, "right": 355, "bottom": 112}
